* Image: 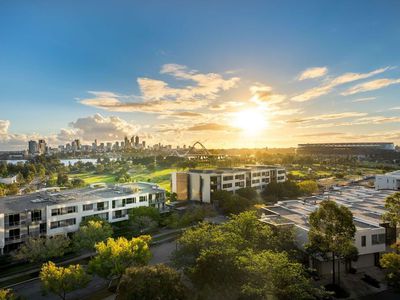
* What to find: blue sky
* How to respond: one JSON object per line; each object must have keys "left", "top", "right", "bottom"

{"left": 1, "top": 0, "right": 400, "bottom": 149}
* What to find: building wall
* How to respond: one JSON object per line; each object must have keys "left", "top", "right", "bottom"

{"left": 375, "top": 175, "right": 400, "bottom": 190}
{"left": 0, "top": 214, "right": 4, "bottom": 253}
{"left": 189, "top": 173, "right": 202, "bottom": 201}
{"left": 171, "top": 172, "right": 189, "bottom": 200}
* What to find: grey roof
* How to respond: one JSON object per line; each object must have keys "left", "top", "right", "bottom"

{"left": 0, "top": 182, "right": 165, "bottom": 214}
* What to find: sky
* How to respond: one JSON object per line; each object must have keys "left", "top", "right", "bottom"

{"left": 1, "top": 0, "right": 400, "bottom": 150}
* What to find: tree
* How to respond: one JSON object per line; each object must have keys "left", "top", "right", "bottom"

{"left": 89, "top": 236, "right": 152, "bottom": 285}
{"left": 380, "top": 243, "right": 400, "bottom": 289}
{"left": 236, "top": 187, "right": 259, "bottom": 201}
{"left": 15, "top": 235, "right": 70, "bottom": 263}
{"left": 73, "top": 218, "right": 113, "bottom": 252}
{"left": 130, "top": 216, "right": 158, "bottom": 234}
{"left": 0, "top": 289, "right": 17, "bottom": 300}
{"left": 212, "top": 190, "right": 256, "bottom": 215}
{"left": 306, "top": 200, "right": 356, "bottom": 286}
{"left": 56, "top": 172, "right": 69, "bottom": 186}
{"left": 383, "top": 192, "right": 400, "bottom": 240}
{"left": 71, "top": 178, "right": 85, "bottom": 188}
{"left": 117, "top": 264, "right": 187, "bottom": 300}
{"left": 240, "top": 250, "right": 325, "bottom": 300}
{"left": 129, "top": 207, "right": 160, "bottom": 224}
{"left": 262, "top": 181, "right": 301, "bottom": 203}
{"left": 40, "top": 262, "right": 90, "bottom": 300}
{"left": 297, "top": 180, "right": 318, "bottom": 195}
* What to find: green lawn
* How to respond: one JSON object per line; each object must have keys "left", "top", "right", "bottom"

{"left": 69, "top": 173, "right": 116, "bottom": 184}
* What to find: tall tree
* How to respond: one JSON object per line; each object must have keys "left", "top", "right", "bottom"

{"left": 0, "top": 289, "right": 17, "bottom": 300}
{"left": 40, "top": 262, "right": 90, "bottom": 300}
{"left": 383, "top": 192, "right": 400, "bottom": 240}
{"left": 380, "top": 242, "right": 400, "bottom": 289}
{"left": 89, "top": 236, "right": 151, "bottom": 285}
{"left": 117, "top": 264, "right": 187, "bottom": 300}
{"left": 15, "top": 235, "right": 70, "bottom": 263}
{"left": 73, "top": 218, "right": 113, "bottom": 252}
{"left": 306, "top": 200, "right": 356, "bottom": 286}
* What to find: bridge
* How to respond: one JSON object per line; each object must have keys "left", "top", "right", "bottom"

{"left": 169, "top": 141, "right": 225, "bottom": 160}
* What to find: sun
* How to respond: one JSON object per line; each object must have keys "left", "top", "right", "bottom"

{"left": 232, "top": 109, "right": 268, "bottom": 133}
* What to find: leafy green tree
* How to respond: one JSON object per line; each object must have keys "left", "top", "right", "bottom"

{"left": 89, "top": 236, "right": 152, "bottom": 284}
{"left": 129, "top": 206, "right": 160, "bottom": 224}
{"left": 73, "top": 218, "right": 113, "bottom": 252}
{"left": 40, "top": 262, "right": 90, "bottom": 300}
{"left": 380, "top": 243, "right": 400, "bottom": 289}
{"left": 236, "top": 187, "right": 259, "bottom": 201}
{"left": 130, "top": 216, "right": 158, "bottom": 234}
{"left": 0, "top": 288, "right": 17, "bottom": 300}
{"left": 117, "top": 264, "right": 187, "bottom": 300}
{"left": 56, "top": 172, "right": 69, "bottom": 186}
{"left": 306, "top": 200, "right": 356, "bottom": 285}
{"left": 212, "top": 190, "right": 256, "bottom": 215}
{"left": 240, "top": 250, "right": 325, "bottom": 300}
{"left": 262, "top": 181, "right": 301, "bottom": 203}
{"left": 383, "top": 192, "right": 400, "bottom": 240}
{"left": 297, "top": 180, "right": 318, "bottom": 195}
{"left": 15, "top": 235, "right": 70, "bottom": 263}
{"left": 71, "top": 178, "right": 85, "bottom": 188}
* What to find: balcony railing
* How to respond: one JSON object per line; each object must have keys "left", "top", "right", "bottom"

{"left": 5, "top": 234, "right": 27, "bottom": 242}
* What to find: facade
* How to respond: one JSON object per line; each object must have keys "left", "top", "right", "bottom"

{"left": 0, "top": 182, "right": 166, "bottom": 254}
{"left": 260, "top": 186, "right": 396, "bottom": 275}
{"left": 171, "top": 165, "right": 286, "bottom": 203}
{"left": 375, "top": 170, "right": 400, "bottom": 190}
{"left": 28, "top": 140, "right": 38, "bottom": 155}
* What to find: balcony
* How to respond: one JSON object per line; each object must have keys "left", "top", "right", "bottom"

{"left": 5, "top": 234, "right": 27, "bottom": 243}
{"left": 5, "top": 220, "right": 26, "bottom": 228}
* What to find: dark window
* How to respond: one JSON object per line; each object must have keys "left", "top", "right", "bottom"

{"left": 83, "top": 204, "right": 93, "bottom": 211}
{"left": 7, "top": 214, "right": 20, "bottom": 226}
{"left": 31, "top": 210, "right": 42, "bottom": 221}
{"left": 361, "top": 235, "right": 366, "bottom": 247}
{"left": 372, "top": 234, "right": 385, "bottom": 245}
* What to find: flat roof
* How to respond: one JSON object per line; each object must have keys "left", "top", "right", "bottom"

{"left": 261, "top": 186, "right": 394, "bottom": 231}
{"left": 188, "top": 165, "right": 284, "bottom": 174}
{"left": 0, "top": 182, "right": 165, "bottom": 214}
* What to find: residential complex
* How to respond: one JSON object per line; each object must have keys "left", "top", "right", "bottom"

{"left": 260, "top": 186, "right": 396, "bottom": 275}
{"left": 375, "top": 170, "right": 400, "bottom": 190}
{"left": 171, "top": 165, "right": 286, "bottom": 203}
{"left": 0, "top": 182, "right": 166, "bottom": 254}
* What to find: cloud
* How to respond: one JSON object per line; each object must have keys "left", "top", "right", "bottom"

{"left": 288, "top": 112, "right": 367, "bottom": 123}
{"left": 351, "top": 97, "right": 376, "bottom": 103}
{"left": 58, "top": 114, "right": 140, "bottom": 143}
{"left": 341, "top": 78, "right": 400, "bottom": 95}
{"left": 296, "top": 115, "right": 400, "bottom": 128}
{"left": 292, "top": 67, "right": 389, "bottom": 102}
{"left": 295, "top": 132, "right": 345, "bottom": 137}
{"left": 390, "top": 106, "right": 400, "bottom": 110}
{"left": 0, "top": 120, "right": 10, "bottom": 136}
{"left": 187, "top": 123, "right": 237, "bottom": 131}
{"left": 298, "top": 67, "right": 328, "bottom": 80}
{"left": 80, "top": 64, "right": 240, "bottom": 114}
{"left": 249, "top": 84, "right": 286, "bottom": 105}
{"left": 209, "top": 101, "right": 245, "bottom": 111}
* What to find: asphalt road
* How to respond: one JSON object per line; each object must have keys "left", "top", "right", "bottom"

{"left": 12, "top": 240, "right": 177, "bottom": 300}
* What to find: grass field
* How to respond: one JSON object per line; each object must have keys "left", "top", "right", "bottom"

{"left": 69, "top": 173, "right": 116, "bottom": 184}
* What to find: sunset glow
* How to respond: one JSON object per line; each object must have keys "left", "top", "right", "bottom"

{"left": 232, "top": 109, "right": 268, "bottom": 133}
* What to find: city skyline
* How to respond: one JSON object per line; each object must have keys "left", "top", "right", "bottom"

{"left": 1, "top": 1, "right": 400, "bottom": 150}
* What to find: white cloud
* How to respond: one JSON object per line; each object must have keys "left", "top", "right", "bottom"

{"left": 58, "top": 114, "right": 140, "bottom": 143}
{"left": 292, "top": 67, "right": 389, "bottom": 102}
{"left": 342, "top": 78, "right": 400, "bottom": 95}
{"left": 0, "top": 120, "right": 10, "bottom": 136}
{"left": 298, "top": 67, "right": 328, "bottom": 80}
{"left": 351, "top": 97, "right": 376, "bottom": 103}
{"left": 288, "top": 112, "right": 367, "bottom": 123}
{"left": 249, "top": 84, "right": 286, "bottom": 105}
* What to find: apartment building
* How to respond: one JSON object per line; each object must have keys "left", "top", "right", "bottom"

{"left": 260, "top": 186, "right": 396, "bottom": 275}
{"left": 0, "top": 182, "right": 166, "bottom": 254}
{"left": 375, "top": 170, "right": 400, "bottom": 190}
{"left": 171, "top": 165, "right": 286, "bottom": 203}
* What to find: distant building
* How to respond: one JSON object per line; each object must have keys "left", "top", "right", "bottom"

{"left": 135, "top": 136, "right": 139, "bottom": 147}
{"left": 38, "top": 139, "right": 47, "bottom": 155}
{"left": 260, "top": 186, "right": 397, "bottom": 275}
{"left": 0, "top": 182, "right": 166, "bottom": 254}
{"left": 375, "top": 170, "right": 400, "bottom": 190}
{"left": 0, "top": 175, "right": 18, "bottom": 185}
{"left": 142, "top": 141, "right": 146, "bottom": 149}
{"left": 297, "top": 142, "right": 395, "bottom": 157}
{"left": 171, "top": 165, "right": 286, "bottom": 203}
{"left": 28, "top": 140, "right": 38, "bottom": 155}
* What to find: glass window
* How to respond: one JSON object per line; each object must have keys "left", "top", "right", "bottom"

{"left": 83, "top": 204, "right": 93, "bottom": 211}
{"left": 371, "top": 234, "right": 385, "bottom": 245}
{"left": 361, "top": 235, "right": 366, "bottom": 247}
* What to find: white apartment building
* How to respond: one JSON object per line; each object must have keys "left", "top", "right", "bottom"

{"left": 171, "top": 165, "right": 286, "bottom": 203}
{"left": 260, "top": 186, "right": 396, "bottom": 275}
{"left": 375, "top": 170, "right": 400, "bottom": 190}
{"left": 0, "top": 182, "right": 166, "bottom": 254}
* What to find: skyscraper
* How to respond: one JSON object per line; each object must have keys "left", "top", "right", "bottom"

{"left": 28, "top": 140, "right": 38, "bottom": 155}
{"left": 135, "top": 136, "right": 139, "bottom": 147}
{"left": 38, "top": 139, "right": 47, "bottom": 155}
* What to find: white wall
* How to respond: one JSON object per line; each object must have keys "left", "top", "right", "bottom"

{"left": 375, "top": 175, "right": 400, "bottom": 190}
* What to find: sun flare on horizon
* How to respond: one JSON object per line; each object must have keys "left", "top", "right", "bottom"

{"left": 232, "top": 108, "right": 268, "bottom": 134}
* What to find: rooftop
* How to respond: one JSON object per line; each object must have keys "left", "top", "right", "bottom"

{"left": 260, "top": 186, "right": 394, "bottom": 231}
{"left": 0, "top": 182, "right": 165, "bottom": 214}
{"left": 188, "top": 165, "right": 284, "bottom": 174}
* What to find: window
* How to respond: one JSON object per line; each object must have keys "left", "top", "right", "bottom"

{"left": 31, "top": 210, "right": 42, "bottom": 221}
{"left": 252, "top": 179, "right": 260, "bottom": 184}
{"left": 7, "top": 214, "right": 20, "bottom": 226}
{"left": 139, "top": 196, "right": 147, "bottom": 202}
{"left": 112, "top": 199, "right": 125, "bottom": 208}
{"left": 96, "top": 202, "right": 109, "bottom": 211}
{"left": 361, "top": 236, "right": 366, "bottom": 247}
{"left": 9, "top": 228, "right": 20, "bottom": 239}
{"left": 50, "top": 218, "right": 76, "bottom": 229}
{"left": 126, "top": 197, "right": 136, "bottom": 204}
{"left": 223, "top": 176, "right": 234, "bottom": 181}
{"left": 51, "top": 206, "right": 77, "bottom": 216}
{"left": 253, "top": 172, "right": 261, "bottom": 177}
{"left": 372, "top": 234, "right": 385, "bottom": 245}
{"left": 83, "top": 204, "right": 93, "bottom": 211}
{"left": 82, "top": 213, "right": 108, "bottom": 222}
{"left": 113, "top": 210, "right": 124, "bottom": 219}
{"left": 222, "top": 183, "right": 232, "bottom": 189}
{"left": 235, "top": 174, "right": 245, "bottom": 180}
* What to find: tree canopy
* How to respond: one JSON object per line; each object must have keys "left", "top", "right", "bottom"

{"left": 117, "top": 264, "right": 187, "bottom": 300}
{"left": 383, "top": 192, "right": 400, "bottom": 238}
{"left": 40, "top": 262, "right": 90, "bottom": 300}
{"left": 73, "top": 218, "right": 113, "bottom": 252}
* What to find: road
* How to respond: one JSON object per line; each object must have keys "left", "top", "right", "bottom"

{"left": 11, "top": 240, "right": 177, "bottom": 300}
